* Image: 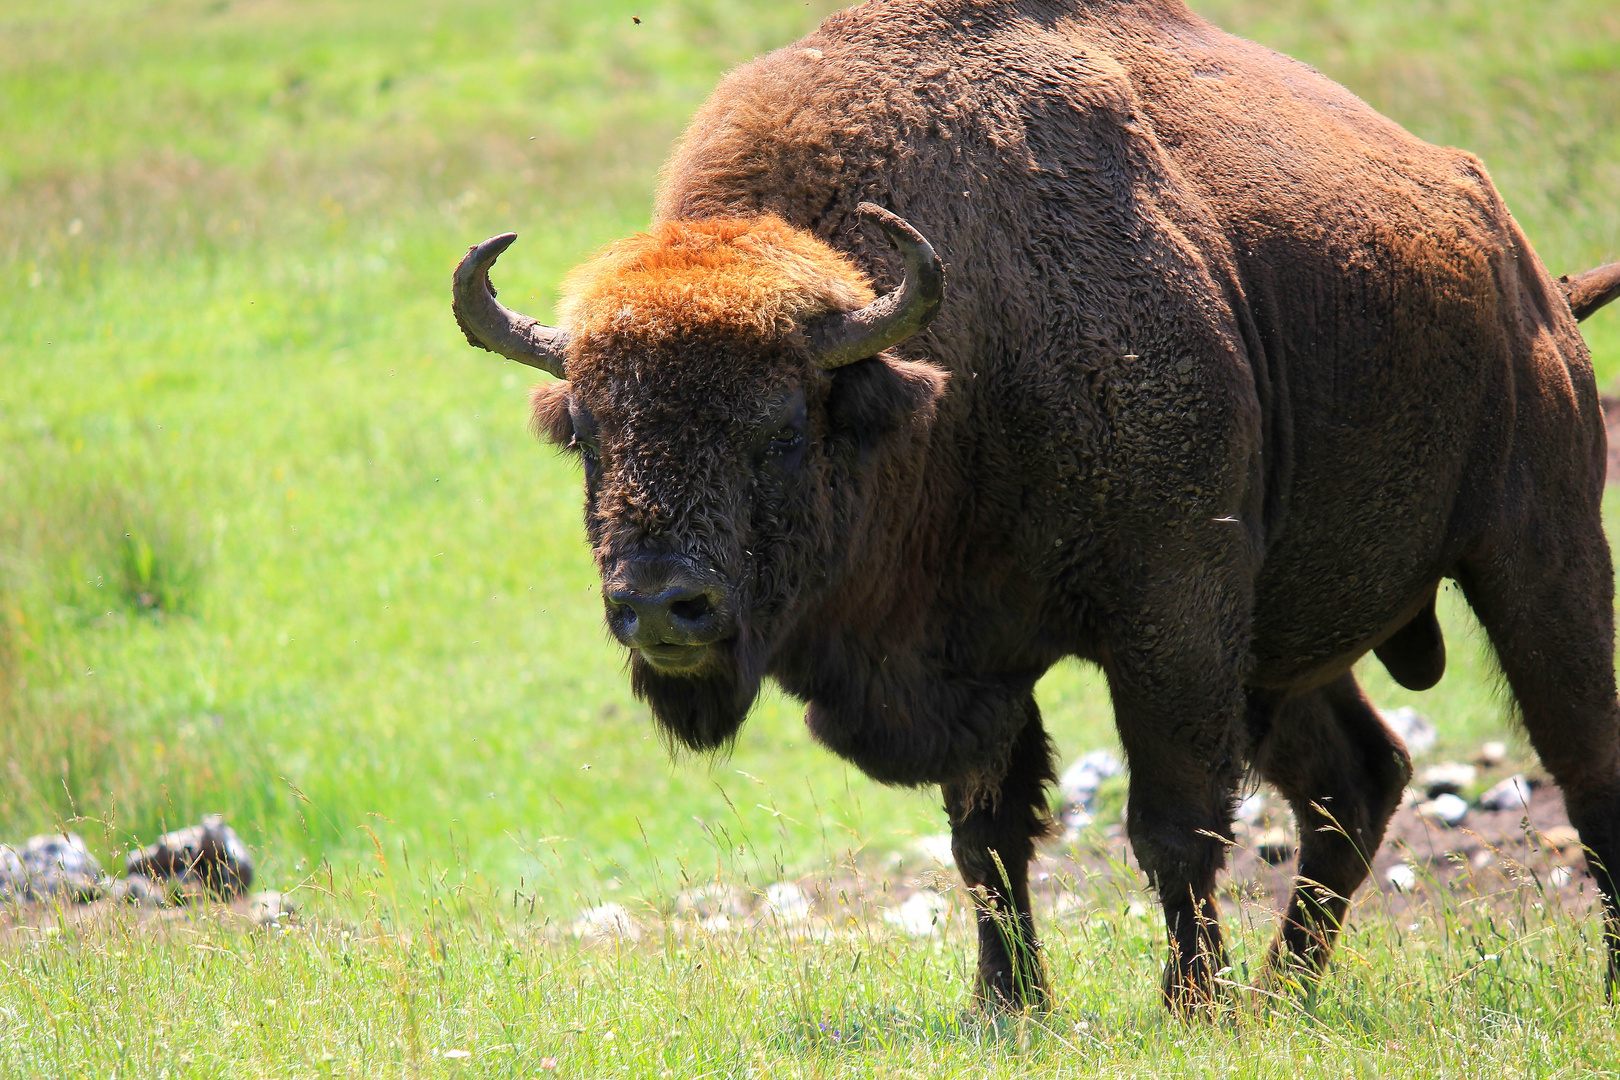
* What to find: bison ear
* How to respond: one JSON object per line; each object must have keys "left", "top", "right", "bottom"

{"left": 529, "top": 379, "right": 575, "bottom": 447}
{"left": 826, "top": 355, "right": 948, "bottom": 453}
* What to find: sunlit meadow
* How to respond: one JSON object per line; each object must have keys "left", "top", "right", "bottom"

{"left": 1, "top": 0, "right": 1618, "bottom": 1075}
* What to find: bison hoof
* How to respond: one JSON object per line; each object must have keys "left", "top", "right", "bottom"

{"left": 973, "top": 970, "right": 1051, "bottom": 1015}
{"left": 1160, "top": 958, "right": 1234, "bottom": 1018}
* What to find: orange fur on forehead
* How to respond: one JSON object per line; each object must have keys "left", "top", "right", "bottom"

{"left": 557, "top": 216, "right": 876, "bottom": 345}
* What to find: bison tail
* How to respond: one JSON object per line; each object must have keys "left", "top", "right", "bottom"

{"left": 1560, "top": 261, "right": 1620, "bottom": 322}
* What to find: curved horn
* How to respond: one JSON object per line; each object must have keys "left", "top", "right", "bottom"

{"left": 452, "top": 233, "right": 569, "bottom": 378}
{"left": 1560, "top": 260, "right": 1620, "bottom": 323}
{"left": 808, "top": 203, "right": 944, "bottom": 370}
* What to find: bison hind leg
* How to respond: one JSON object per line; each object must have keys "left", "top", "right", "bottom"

{"left": 1252, "top": 673, "right": 1412, "bottom": 983}
{"left": 1373, "top": 590, "right": 1446, "bottom": 692}
{"left": 1454, "top": 504, "right": 1620, "bottom": 994}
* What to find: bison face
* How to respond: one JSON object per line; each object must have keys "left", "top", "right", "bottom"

{"left": 531, "top": 341, "right": 945, "bottom": 751}
{"left": 452, "top": 208, "right": 944, "bottom": 750}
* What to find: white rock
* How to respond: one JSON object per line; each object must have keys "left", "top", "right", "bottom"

{"left": 1048, "top": 892, "right": 1085, "bottom": 918}
{"left": 1235, "top": 791, "right": 1267, "bottom": 826}
{"left": 1477, "top": 740, "right": 1509, "bottom": 768}
{"left": 696, "top": 914, "right": 733, "bottom": 934}
{"left": 909, "top": 833, "right": 955, "bottom": 868}
{"left": 1381, "top": 707, "right": 1437, "bottom": 757}
{"left": 1478, "top": 774, "right": 1532, "bottom": 812}
{"left": 674, "top": 883, "right": 750, "bottom": 920}
{"left": 571, "top": 902, "right": 641, "bottom": 942}
{"left": 1419, "top": 762, "right": 1477, "bottom": 798}
{"left": 1540, "top": 825, "right": 1581, "bottom": 851}
{"left": 1417, "top": 793, "right": 1469, "bottom": 826}
{"left": 882, "top": 891, "right": 952, "bottom": 937}
{"left": 1549, "top": 866, "right": 1573, "bottom": 889}
{"left": 1058, "top": 749, "right": 1124, "bottom": 826}
{"left": 1385, "top": 864, "right": 1417, "bottom": 892}
{"left": 764, "top": 881, "right": 812, "bottom": 923}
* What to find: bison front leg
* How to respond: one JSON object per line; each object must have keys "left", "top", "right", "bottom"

{"left": 1104, "top": 587, "right": 1251, "bottom": 1012}
{"left": 941, "top": 698, "right": 1058, "bottom": 1012}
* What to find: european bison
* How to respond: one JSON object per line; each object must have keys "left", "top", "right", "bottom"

{"left": 454, "top": 0, "right": 1620, "bottom": 1009}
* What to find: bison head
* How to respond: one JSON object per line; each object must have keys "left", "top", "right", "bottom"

{"left": 453, "top": 206, "right": 947, "bottom": 751}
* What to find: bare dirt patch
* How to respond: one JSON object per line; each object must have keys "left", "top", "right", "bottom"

{"left": 1045, "top": 781, "right": 1592, "bottom": 927}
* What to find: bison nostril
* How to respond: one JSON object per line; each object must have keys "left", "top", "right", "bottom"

{"left": 669, "top": 594, "right": 713, "bottom": 624}
{"left": 606, "top": 574, "right": 728, "bottom": 647}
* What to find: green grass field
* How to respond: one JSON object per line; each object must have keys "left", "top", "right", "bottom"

{"left": 2, "top": 0, "right": 1619, "bottom": 1075}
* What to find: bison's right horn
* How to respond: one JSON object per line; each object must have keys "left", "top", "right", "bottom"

{"left": 808, "top": 204, "right": 944, "bottom": 370}
{"left": 452, "top": 233, "right": 569, "bottom": 378}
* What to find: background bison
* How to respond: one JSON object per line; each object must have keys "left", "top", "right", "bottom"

{"left": 456, "top": 0, "right": 1620, "bottom": 1009}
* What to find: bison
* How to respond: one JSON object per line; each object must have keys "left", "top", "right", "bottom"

{"left": 453, "top": 0, "right": 1620, "bottom": 1010}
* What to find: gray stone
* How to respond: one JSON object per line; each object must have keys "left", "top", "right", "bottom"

{"left": 124, "top": 815, "right": 253, "bottom": 900}
{"left": 1419, "top": 762, "right": 1477, "bottom": 798}
{"left": 110, "top": 873, "right": 168, "bottom": 907}
{"left": 0, "top": 833, "right": 105, "bottom": 904}
{"left": 246, "top": 891, "right": 295, "bottom": 927}
{"left": 1476, "top": 740, "right": 1509, "bottom": 768}
{"left": 0, "top": 847, "right": 22, "bottom": 902}
{"left": 1477, "top": 774, "right": 1532, "bottom": 812}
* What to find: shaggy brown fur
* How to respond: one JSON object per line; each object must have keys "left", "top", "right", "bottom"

{"left": 557, "top": 217, "right": 875, "bottom": 346}
{"left": 492, "top": 0, "right": 1620, "bottom": 1011}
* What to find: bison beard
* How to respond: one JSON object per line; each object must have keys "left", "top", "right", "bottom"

{"left": 454, "top": 0, "right": 1620, "bottom": 1020}
{"left": 631, "top": 636, "right": 766, "bottom": 753}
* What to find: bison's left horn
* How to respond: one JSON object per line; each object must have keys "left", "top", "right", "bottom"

{"left": 808, "top": 204, "right": 944, "bottom": 370}
{"left": 452, "top": 233, "right": 569, "bottom": 378}
{"left": 1560, "top": 260, "right": 1620, "bottom": 323}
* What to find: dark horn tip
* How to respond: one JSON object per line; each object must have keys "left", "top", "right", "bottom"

{"left": 455, "top": 233, "right": 519, "bottom": 288}
{"left": 479, "top": 232, "right": 519, "bottom": 256}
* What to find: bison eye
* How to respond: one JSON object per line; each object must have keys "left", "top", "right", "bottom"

{"left": 767, "top": 430, "right": 803, "bottom": 456}
{"left": 568, "top": 432, "right": 602, "bottom": 488}
{"left": 757, "top": 390, "right": 807, "bottom": 465}
{"left": 568, "top": 432, "right": 599, "bottom": 461}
